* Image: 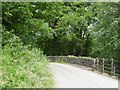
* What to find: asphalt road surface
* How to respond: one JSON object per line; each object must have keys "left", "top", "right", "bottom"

{"left": 49, "top": 62, "right": 118, "bottom": 88}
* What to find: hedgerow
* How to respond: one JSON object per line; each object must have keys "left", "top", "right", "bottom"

{"left": 1, "top": 30, "right": 53, "bottom": 88}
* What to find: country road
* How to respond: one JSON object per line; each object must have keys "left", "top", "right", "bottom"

{"left": 49, "top": 62, "right": 118, "bottom": 88}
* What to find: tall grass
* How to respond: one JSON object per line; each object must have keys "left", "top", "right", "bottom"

{"left": 0, "top": 31, "right": 53, "bottom": 88}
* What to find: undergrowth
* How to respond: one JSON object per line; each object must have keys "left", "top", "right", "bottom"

{"left": 0, "top": 30, "right": 53, "bottom": 88}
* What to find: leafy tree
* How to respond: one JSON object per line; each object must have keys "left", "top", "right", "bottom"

{"left": 90, "top": 2, "right": 119, "bottom": 60}
{"left": 2, "top": 2, "right": 119, "bottom": 60}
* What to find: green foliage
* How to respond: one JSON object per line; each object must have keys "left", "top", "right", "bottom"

{"left": 89, "top": 2, "right": 119, "bottom": 60}
{"left": 1, "top": 31, "right": 53, "bottom": 88}
{"left": 2, "top": 2, "right": 93, "bottom": 56}
{"left": 2, "top": 2, "right": 119, "bottom": 59}
{"left": 1, "top": 2, "right": 119, "bottom": 88}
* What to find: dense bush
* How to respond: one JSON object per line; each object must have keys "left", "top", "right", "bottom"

{"left": 1, "top": 30, "right": 53, "bottom": 88}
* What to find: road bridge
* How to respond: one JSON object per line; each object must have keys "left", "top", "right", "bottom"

{"left": 49, "top": 62, "right": 118, "bottom": 88}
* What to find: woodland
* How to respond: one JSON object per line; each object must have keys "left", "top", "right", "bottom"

{"left": 1, "top": 2, "right": 120, "bottom": 87}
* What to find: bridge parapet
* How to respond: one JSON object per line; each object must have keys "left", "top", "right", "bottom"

{"left": 48, "top": 56, "right": 95, "bottom": 68}
{"left": 48, "top": 56, "right": 119, "bottom": 79}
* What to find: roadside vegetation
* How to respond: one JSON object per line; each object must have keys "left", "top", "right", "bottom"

{"left": 1, "top": 30, "right": 53, "bottom": 88}
{"left": 1, "top": 2, "right": 119, "bottom": 88}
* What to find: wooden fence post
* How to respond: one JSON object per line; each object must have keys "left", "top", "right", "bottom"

{"left": 92, "top": 59, "right": 96, "bottom": 71}
{"left": 65, "top": 56, "right": 67, "bottom": 63}
{"left": 102, "top": 58, "right": 105, "bottom": 73}
{"left": 111, "top": 59, "right": 114, "bottom": 76}
{"left": 113, "top": 66, "right": 116, "bottom": 77}
{"left": 96, "top": 57, "right": 99, "bottom": 71}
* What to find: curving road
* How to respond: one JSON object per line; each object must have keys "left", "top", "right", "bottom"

{"left": 49, "top": 62, "right": 118, "bottom": 88}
